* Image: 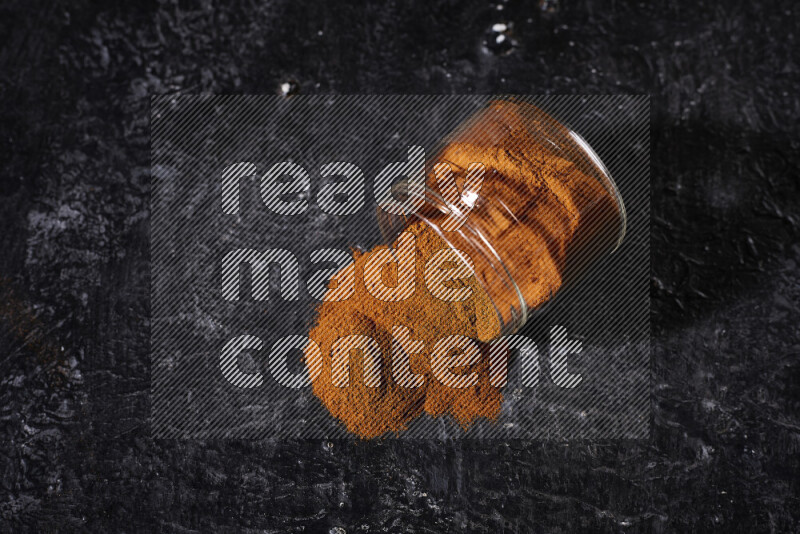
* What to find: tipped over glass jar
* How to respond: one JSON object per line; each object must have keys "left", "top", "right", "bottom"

{"left": 378, "top": 99, "right": 627, "bottom": 338}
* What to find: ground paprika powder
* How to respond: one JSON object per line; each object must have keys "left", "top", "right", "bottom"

{"left": 304, "top": 100, "right": 624, "bottom": 438}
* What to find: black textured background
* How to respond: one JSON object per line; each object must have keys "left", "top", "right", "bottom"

{"left": 1, "top": 0, "right": 799, "bottom": 532}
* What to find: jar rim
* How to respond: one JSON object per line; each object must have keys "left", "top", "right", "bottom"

{"left": 414, "top": 189, "right": 529, "bottom": 336}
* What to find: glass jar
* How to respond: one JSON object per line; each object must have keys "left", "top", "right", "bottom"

{"left": 379, "top": 99, "right": 626, "bottom": 338}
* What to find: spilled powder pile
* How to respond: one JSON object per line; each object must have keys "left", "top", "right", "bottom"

{"left": 304, "top": 100, "right": 619, "bottom": 438}
{"left": 306, "top": 220, "right": 503, "bottom": 439}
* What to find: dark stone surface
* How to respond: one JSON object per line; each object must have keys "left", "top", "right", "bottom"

{"left": 0, "top": 0, "right": 798, "bottom": 531}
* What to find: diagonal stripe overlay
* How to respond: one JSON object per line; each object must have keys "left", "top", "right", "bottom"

{"left": 151, "top": 95, "right": 650, "bottom": 440}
